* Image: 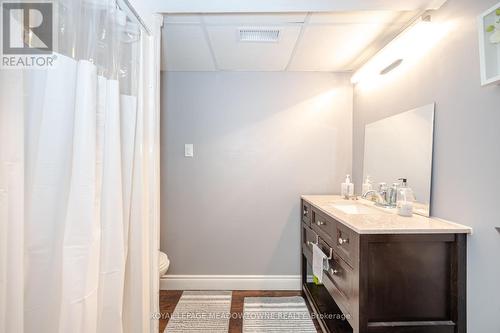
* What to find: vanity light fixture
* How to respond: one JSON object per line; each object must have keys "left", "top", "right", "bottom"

{"left": 380, "top": 58, "right": 404, "bottom": 75}
{"left": 351, "top": 13, "right": 435, "bottom": 84}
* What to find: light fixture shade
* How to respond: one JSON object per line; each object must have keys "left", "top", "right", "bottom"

{"left": 351, "top": 16, "right": 436, "bottom": 84}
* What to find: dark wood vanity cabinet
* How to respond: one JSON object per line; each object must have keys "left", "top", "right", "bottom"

{"left": 301, "top": 199, "right": 467, "bottom": 333}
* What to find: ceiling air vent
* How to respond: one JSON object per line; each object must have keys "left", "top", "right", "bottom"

{"left": 238, "top": 27, "right": 280, "bottom": 42}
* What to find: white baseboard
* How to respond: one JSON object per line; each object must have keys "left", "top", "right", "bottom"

{"left": 160, "top": 275, "right": 301, "bottom": 291}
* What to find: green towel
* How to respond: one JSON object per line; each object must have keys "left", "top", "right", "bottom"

{"left": 313, "top": 275, "right": 322, "bottom": 285}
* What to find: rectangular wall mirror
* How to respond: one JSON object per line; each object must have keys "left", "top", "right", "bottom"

{"left": 363, "top": 103, "right": 435, "bottom": 216}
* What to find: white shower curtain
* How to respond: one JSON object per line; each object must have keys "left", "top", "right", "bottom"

{"left": 0, "top": 70, "right": 25, "bottom": 333}
{"left": 0, "top": 1, "right": 158, "bottom": 333}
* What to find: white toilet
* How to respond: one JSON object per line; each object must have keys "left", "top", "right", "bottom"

{"left": 159, "top": 251, "right": 170, "bottom": 278}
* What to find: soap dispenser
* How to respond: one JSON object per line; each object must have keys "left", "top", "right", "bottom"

{"left": 362, "top": 175, "right": 373, "bottom": 195}
{"left": 341, "top": 174, "right": 354, "bottom": 199}
{"left": 396, "top": 178, "right": 415, "bottom": 217}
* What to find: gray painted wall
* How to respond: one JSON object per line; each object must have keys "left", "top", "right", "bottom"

{"left": 161, "top": 72, "right": 352, "bottom": 275}
{"left": 352, "top": 0, "right": 500, "bottom": 330}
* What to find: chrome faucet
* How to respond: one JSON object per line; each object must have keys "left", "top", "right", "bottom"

{"left": 361, "top": 189, "right": 389, "bottom": 206}
{"left": 362, "top": 182, "right": 400, "bottom": 208}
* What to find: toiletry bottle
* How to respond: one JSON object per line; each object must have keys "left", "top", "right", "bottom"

{"left": 362, "top": 176, "right": 373, "bottom": 195}
{"left": 396, "top": 178, "right": 415, "bottom": 217}
{"left": 341, "top": 174, "right": 354, "bottom": 199}
{"left": 348, "top": 177, "right": 354, "bottom": 198}
{"left": 377, "top": 182, "right": 388, "bottom": 201}
{"left": 389, "top": 182, "right": 399, "bottom": 207}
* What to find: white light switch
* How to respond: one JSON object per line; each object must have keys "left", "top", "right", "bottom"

{"left": 184, "top": 144, "right": 194, "bottom": 157}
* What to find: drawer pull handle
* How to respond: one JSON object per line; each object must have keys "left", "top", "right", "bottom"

{"left": 329, "top": 268, "right": 339, "bottom": 275}
{"left": 317, "top": 220, "right": 326, "bottom": 226}
{"left": 338, "top": 237, "right": 349, "bottom": 245}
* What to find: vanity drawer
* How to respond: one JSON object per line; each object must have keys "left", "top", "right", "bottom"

{"left": 301, "top": 200, "right": 311, "bottom": 227}
{"left": 318, "top": 238, "right": 354, "bottom": 315}
{"left": 302, "top": 224, "right": 318, "bottom": 251}
{"left": 312, "top": 210, "right": 336, "bottom": 246}
{"left": 335, "top": 222, "right": 357, "bottom": 267}
{"left": 327, "top": 251, "right": 354, "bottom": 305}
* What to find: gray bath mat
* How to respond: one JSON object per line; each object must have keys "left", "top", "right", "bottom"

{"left": 164, "top": 291, "right": 232, "bottom": 333}
{"left": 243, "top": 296, "right": 316, "bottom": 332}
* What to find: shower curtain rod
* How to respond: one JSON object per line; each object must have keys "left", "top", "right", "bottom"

{"left": 117, "top": 0, "right": 152, "bottom": 35}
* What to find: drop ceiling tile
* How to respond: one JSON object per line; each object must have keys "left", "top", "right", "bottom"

{"left": 308, "top": 11, "right": 411, "bottom": 24}
{"left": 206, "top": 25, "right": 302, "bottom": 71}
{"left": 288, "top": 23, "right": 393, "bottom": 71}
{"left": 162, "top": 25, "right": 216, "bottom": 71}
{"left": 164, "top": 14, "right": 202, "bottom": 24}
{"left": 202, "top": 13, "right": 307, "bottom": 25}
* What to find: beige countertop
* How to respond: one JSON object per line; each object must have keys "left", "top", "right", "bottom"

{"left": 301, "top": 195, "right": 472, "bottom": 235}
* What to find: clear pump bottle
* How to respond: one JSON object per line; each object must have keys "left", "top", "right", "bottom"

{"left": 396, "top": 178, "right": 415, "bottom": 217}
{"left": 362, "top": 176, "right": 373, "bottom": 195}
{"left": 341, "top": 175, "right": 354, "bottom": 199}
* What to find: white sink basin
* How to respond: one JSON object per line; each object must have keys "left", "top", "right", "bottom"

{"left": 330, "top": 202, "right": 381, "bottom": 215}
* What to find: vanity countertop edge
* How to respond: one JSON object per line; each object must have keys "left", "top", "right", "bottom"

{"left": 302, "top": 194, "right": 472, "bottom": 235}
